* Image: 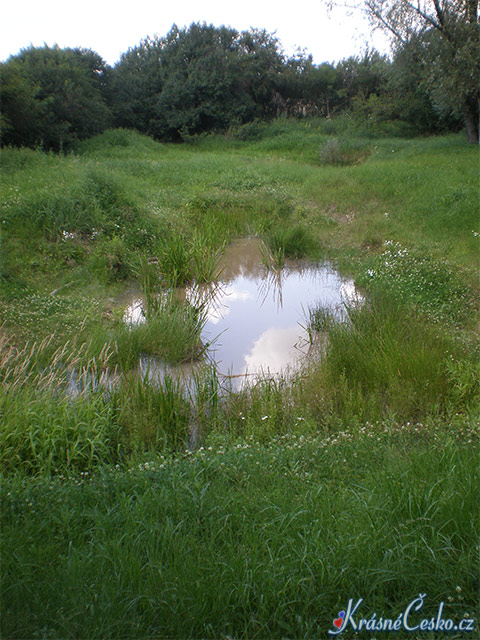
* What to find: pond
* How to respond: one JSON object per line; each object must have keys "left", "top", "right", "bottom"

{"left": 124, "top": 237, "right": 362, "bottom": 388}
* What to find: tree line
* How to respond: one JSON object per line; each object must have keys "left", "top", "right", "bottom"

{"left": 1, "top": 10, "right": 478, "bottom": 150}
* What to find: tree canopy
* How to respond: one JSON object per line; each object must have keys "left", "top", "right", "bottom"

{"left": 110, "top": 24, "right": 284, "bottom": 140}
{"left": 363, "top": 0, "right": 480, "bottom": 142}
{"left": 1, "top": 19, "right": 476, "bottom": 148}
{"left": 1, "top": 45, "right": 111, "bottom": 150}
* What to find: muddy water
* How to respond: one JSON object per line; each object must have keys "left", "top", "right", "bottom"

{"left": 124, "top": 237, "right": 362, "bottom": 388}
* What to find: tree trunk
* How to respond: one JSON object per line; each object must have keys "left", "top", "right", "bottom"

{"left": 463, "top": 102, "right": 479, "bottom": 144}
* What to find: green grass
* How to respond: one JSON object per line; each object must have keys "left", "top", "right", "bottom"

{"left": 1, "top": 120, "right": 479, "bottom": 638}
{"left": 1, "top": 421, "right": 478, "bottom": 638}
{"left": 299, "top": 296, "right": 480, "bottom": 423}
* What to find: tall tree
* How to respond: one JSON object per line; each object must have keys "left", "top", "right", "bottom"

{"left": 110, "top": 23, "right": 285, "bottom": 140}
{"left": 109, "top": 36, "right": 165, "bottom": 133}
{"left": 362, "top": 0, "right": 480, "bottom": 142}
{"left": 1, "top": 46, "right": 112, "bottom": 150}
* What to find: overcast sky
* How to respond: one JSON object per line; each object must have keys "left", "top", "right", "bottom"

{"left": 1, "top": 0, "right": 391, "bottom": 66}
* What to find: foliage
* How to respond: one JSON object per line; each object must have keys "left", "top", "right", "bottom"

{"left": 110, "top": 23, "right": 283, "bottom": 140}
{"left": 0, "top": 45, "right": 111, "bottom": 150}
{"left": 2, "top": 21, "right": 474, "bottom": 148}
{"left": 363, "top": 0, "right": 480, "bottom": 142}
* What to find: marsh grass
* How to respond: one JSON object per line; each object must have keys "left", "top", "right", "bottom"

{"left": 262, "top": 224, "right": 316, "bottom": 268}
{"left": 159, "top": 234, "right": 193, "bottom": 287}
{"left": 85, "top": 292, "right": 208, "bottom": 370}
{"left": 0, "top": 333, "right": 112, "bottom": 393}
{"left": 190, "top": 229, "right": 226, "bottom": 282}
{"left": 0, "top": 387, "right": 120, "bottom": 475}
{"left": 130, "top": 292, "right": 208, "bottom": 364}
{"left": 0, "top": 336, "right": 120, "bottom": 474}
{"left": 112, "top": 373, "right": 191, "bottom": 452}
{"left": 298, "top": 296, "right": 479, "bottom": 423}
{"left": 304, "top": 305, "right": 337, "bottom": 333}
{"left": 158, "top": 231, "right": 225, "bottom": 287}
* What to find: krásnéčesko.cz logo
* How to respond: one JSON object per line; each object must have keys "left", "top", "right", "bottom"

{"left": 329, "top": 593, "right": 475, "bottom": 635}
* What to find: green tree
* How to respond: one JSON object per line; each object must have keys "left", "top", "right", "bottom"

{"left": 363, "top": 0, "right": 480, "bottom": 142}
{"left": 109, "top": 36, "right": 164, "bottom": 132}
{"left": 1, "top": 46, "right": 112, "bottom": 150}
{"left": 388, "top": 38, "right": 459, "bottom": 133}
{"left": 150, "top": 23, "right": 257, "bottom": 139}
{"left": 276, "top": 55, "right": 339, "bottom": 117}
{"left": 0, "top": 60, "right": 48, "bottom": 146}
{"left": 334, "top": 50, "right": 391, "bottom": 111}
{"left": 110, "top": 23, "right": 285, "bottom": 140}
{"left": 236, "top": 28, "right": 285, "bottom": 114}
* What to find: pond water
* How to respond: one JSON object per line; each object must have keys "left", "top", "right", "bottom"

{"left": 124, "top": 237, "right": 362, "bottom": 388}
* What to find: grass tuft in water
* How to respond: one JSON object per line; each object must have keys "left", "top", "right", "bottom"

{"left": 262, "top": 224, "right": 316, "bottom": 268}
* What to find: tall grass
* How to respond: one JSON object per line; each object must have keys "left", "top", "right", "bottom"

{"left": 298, "top": 296, "right": 480, "bottom": 423}
{"left": 262, "top": 224, "right": 317, "bottom": 268}
{"left": 0, "top": 335, "right": 120, "bottom": 474}
{"left": 0, "top": 387, "right": 120, "bottom": 475}
{"left": 112, "top": 373, "right": 191, "bottom": 453}
{"left": 128, "top": 290, "right": 208, "bottom": 364}
{"left": 2, "top": 420, "right": 478, "bottom": 638}
{"left": 158, "top": 231, "right": 225, "bottom": 287}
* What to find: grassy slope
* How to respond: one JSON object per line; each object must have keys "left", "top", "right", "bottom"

{"left": 1, "top": 122, "right": 479, "bottom": 638}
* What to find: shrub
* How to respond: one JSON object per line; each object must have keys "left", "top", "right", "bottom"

{"left": 319, "top": 138, "right": 342, "bottom": 165}
{"left": 319, "top": 137, "right": 372, "bottom": 165}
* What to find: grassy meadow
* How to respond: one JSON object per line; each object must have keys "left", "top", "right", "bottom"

{"left": 1, "top": 120, "right": 479, "bottom": 638}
